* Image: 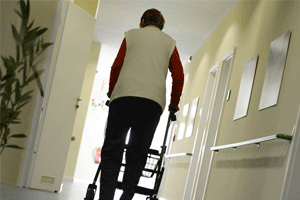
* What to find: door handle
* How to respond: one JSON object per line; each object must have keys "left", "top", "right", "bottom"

{"left": 76, "top": 97, "right": 82, "bottom": 110}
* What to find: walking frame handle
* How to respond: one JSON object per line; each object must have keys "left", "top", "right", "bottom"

{"left": 169, "top": 112, "right": 177, "bottom": 122}
{"left": 159, "top": 112, "right": 176, "bottom": 168}
{"left": 163, "top": 112, "right": 176, "bottom": 146}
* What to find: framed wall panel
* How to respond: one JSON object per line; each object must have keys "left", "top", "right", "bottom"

{"left": 186, "top": 97, "right": 199, "bottom": 138}
{"left": 177, "top": 103, "right": 189, "bottom": 140}
{"left": 234, "top": 54, "right": 258, "bottom": 120}
{"left": 259, "top": 30, "right": 291, "bottom": 110}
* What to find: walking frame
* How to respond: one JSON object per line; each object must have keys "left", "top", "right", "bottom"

{"left": 84, "top": 111, "right": 176, "bottom": 200}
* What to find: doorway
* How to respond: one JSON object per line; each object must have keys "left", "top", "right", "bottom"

{"left": 73, "top": 69, "right": 174, "bottom": 188}
{"left": 73, "top": 87, "right": 109, "bottom": 182}
{"left": 183, "top": 63, "right": 219, "bottom": 200}
{"left": 193, "top": 48, "right": 236, "bottom": 200}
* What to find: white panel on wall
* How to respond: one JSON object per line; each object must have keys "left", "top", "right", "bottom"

{"left": 177, "top": 103, "right": 189, "bottom": 140}
{"left": 259, "top": 30, "right": 291, "bottom": 110}
{"left": 234, "top": 54, "right": 258, "bottom": 120}
{"left": 186, "top": 97, "right": 199, "bottom": 138}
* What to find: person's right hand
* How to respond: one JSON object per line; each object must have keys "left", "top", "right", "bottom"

{"left": 168, "top": 105, "right": 178, "bottom": 121}
{"left": 168, "top": 105, "right": 179, "bottom": 114}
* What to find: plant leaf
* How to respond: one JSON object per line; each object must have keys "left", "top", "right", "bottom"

{"left": 16, "top": 90, "right": 33, "bottom": 104}
{"left": 10, "top": 134, "right": 27, "bottom": 138}
{"left": 16, "top": 44, "right": 21, "bottom": 64}
{"left": 20, "top": 0, "right": 28, "bottom": 26}
{"left": 9, "top": 111, "right": 21, "bottom": 122}
{"left": 6, "top": 145, "right": 24, "bottom": 149}
{"left": 3, "top": 74, "right": 14, "bottom": 95}
{"left": 1, "top": 56, "right": 9, "bottom": 68}
{"left": 37, "top": 28, "right": 48, "bottom": 37}
{"left": 0, "top": 108, "right": 10, "bottom": 127}
{"left": 2, "top": 128, "right": 10, "bottom": 144}
{"left": 42, "top": 43, "right": 53, "bottom": 51}
{"left": 24, "top": 27, "right": 41, "bottom": 42}
{"left": 36, "top": 38, "right": 40, "bottom": 53}
{"left": 35, "top": 74, "right": 44, "bottom": 97}
{"left": 15, "top": 80, "right": 21, "bottom": 103}
{"left": 2, "top": 74, "right": 14, "bottom": 81}
{"left": 11, "top": 24, "right": 22, "bottom": 45}
{"left": 27, "top": 21, "right": 34, "bottom": 31}
{"left": 30, "top": 65, "right": 44, "bottom": 97}
{"left": 9, "top": 56, "right": 16, "bottom": 66}
{"left": 22, "top": 42, "right": 27, "bottom": 58}
{"left": 16, "top": 100, "right": 30, "bottom": 110}
{"left": 23, "top": 61, "right": 27, "bottom": 85}
{"left": 23, "top": 69, "right": 44, "bottom": 86}
{"left": 14, "top": 9, "right": 23, "bottom": 18}
{"left": 20, "top": 22, "right": 25, "bottom": 42}
{"left": 29, "top": 45, "right": 34, "bottom": 66}
{"left": 20, "top": 0, "right": 26, "bottom": 17}
{"left": 26, "top": 0, "right": 30, "bottom": 22}
{"left": 28, "top": 26, "right": 41, "bottom": 34}
{"left": 9, "top": 120, "right": 21, "bottom": 124}
{"left": 24, "top": 27, "right": 47, "bottom": 43}
{"left": 22, "top": 27, "right": 42, "bottom": 55}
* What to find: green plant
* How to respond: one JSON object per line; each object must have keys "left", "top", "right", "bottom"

{"left": 0, "top": 0, "right": 53, "bottom": 155}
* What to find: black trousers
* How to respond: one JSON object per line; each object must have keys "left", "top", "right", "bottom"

{"left": 99, "top": 97, "right": 162, "bottom": 200}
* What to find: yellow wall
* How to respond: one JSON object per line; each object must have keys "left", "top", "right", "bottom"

{"left": 64, "top": 42, "right": 101, "bottom": 178}
{"left": 161, "top": 1, "right": 300, "bottom": 199}
{"left": 74, "top": 0, "right": 100, "bottom": 18}
{"left": 0, "top": 0, "right": 57, "bottom": 186}
{"left": 0, "top": 0, "right": 100, "bottom": 186}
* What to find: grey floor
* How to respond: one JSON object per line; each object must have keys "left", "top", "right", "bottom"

{"left": 0, "top": 179, "right": 148, "bottom": 200}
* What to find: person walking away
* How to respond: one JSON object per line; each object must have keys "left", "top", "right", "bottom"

{"left": 99, "top": 8, "right": 184, "bottom": 200}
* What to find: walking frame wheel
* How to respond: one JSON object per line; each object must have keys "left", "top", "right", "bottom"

{"left": 84, "top": 184, "right": 96, "bottom": 200}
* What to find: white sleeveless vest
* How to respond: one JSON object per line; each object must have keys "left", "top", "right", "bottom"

{"left": 110, "top": 26, "right": 176, "bottom": 110}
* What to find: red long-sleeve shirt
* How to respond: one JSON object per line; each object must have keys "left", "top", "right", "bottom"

{"left": 108, "top": 38, "right": 184, "bottom": 110}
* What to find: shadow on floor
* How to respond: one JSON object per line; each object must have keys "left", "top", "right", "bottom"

{"left": 0, "top": 179, "right": 147, "bottom": 200}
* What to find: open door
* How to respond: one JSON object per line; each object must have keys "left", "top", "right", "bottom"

{"left": 26, "top": 2, "right": 96, "bottom": 192}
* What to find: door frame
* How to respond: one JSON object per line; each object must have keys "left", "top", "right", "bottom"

{"left": 182, "top": 63, "right": 219, "bottom": 200}
{"left": 193, "top": 47, "right": 236, "bottom": 200}
{"left": 280, "top": 104, "right": 300, "bottom": 199}
{"left": 19, "top": 0, "right": 68, "bottom": 188}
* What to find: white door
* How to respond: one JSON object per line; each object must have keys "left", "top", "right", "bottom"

{"left": 182, "top": 63, "right": 219, "bottom": 200}
{"left": 193, "top": 48, "right": 236, "bottom": 200}
{"left": 27, "top": 2, "right": 96, "bottom": 192}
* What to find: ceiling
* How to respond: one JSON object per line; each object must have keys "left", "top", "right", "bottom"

{"left": 93, "top": 0, "right": 237, "bottom": 77}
